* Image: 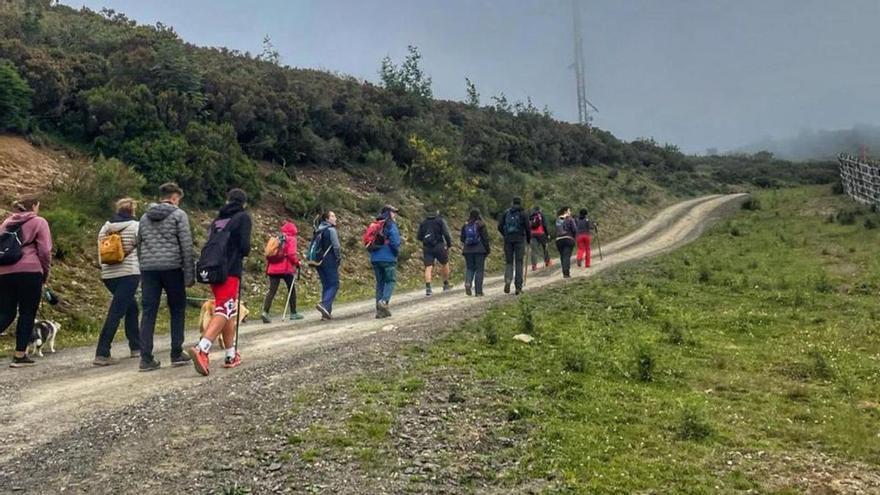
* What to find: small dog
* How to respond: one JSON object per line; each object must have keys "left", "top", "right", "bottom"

{"left": 29, "top": 320, "right": 60, "bottom": 357}
{"left": 199, "top": 300, "right": 249, "bottom": 349}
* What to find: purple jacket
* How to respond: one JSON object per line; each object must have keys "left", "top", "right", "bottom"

{"left": 0, "top": 212, "right": 53, "bottom": 279}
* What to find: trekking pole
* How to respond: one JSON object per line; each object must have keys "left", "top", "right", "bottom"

{"left": 282, "top": 271, "right": 296, "bottom": 320}
{"left": 523, "top": 241, "right": 531, "bottom": 287}
{"left": 234, "top": 273, "right": 243, "bottom": 351}
{"left": 595, "top": 224, "right": 604, "bottom": 261}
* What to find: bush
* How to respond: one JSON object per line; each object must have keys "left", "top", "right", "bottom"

{"left": 562, "top": 348, "right": 586, "bottom": 373}
{"left": 0, "top": 59, "right": 33, "bottom": 132}
{"left": 676, "top": 402, "right": 713, "bottom": 441}
{"left": 864, "top": 218, "right": 877, "bottom": 230}
{"left": 635, "top": 344, "right": 655, "bottom": 382}
{"left": 519, "top": 300, "right": 536, "bottom": 335}
{"left": 484, "top": 320, "right": 498, "bottom": 345}
{"left": 741, "top": 197, "right": 761, "bottom": 211}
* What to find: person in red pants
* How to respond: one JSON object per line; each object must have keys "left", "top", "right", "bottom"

{"left": 575, "top": 208, "right": 595, "bottom": 268}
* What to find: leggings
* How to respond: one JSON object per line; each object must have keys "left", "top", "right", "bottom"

{"left": 0, "top": 272, "right": 43, "bottom": 353}
{"left": 576, "top": 234, "right": 592, "bottom": 267}
{"left": 262, "top": 274, "right": 296, "bottom": 314}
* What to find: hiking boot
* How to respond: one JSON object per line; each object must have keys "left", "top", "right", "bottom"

{"left": 316, "top": 303, "right": 332, "bottom": 320}
{"left": 531, "top": 264, "right": 537, "bottom": 272}
{"left": 475, "top": 292, "right": 485, "bottom": 297}
{"left": 504, "top": 282, "right": 511, "bottom": 294}
{"left": 139, "top": 357, "right": 161, "bottom": 372}
{"left": 577, "top": 259, "right": 583, "bottom": 267}
{"left": 289, "top": 313, "right": 305, "bottom": 321}
{"left": 10, "top": 355, "right": 35, "bottom": 368}
{"left": 515, "top": 287, "right": 523, "bottom": 296}
{"left": 377, "top": 300, "right": 391, "bottom": 318}
{"left": 187, "top": 346, "right": 210, "bottom": 376}
{"left": 223, "top": 352, "right": 242, "bottom": 369}
{"left": 93, "top": 356, "right": 120, "bottom": 367}
{"left": 261, "top": 312, "right": 271, "bottom": 324}
{"left": 465, "top": 286, "right": 472, "bottom": 296}
{"left": 425, "top": 284, "right": 433, "bottom": 297}
{"left": 171, "top": 353, "right": 192, "bottom": 367}
{"left": 129, "top": 350, "right": 141, "bottom": 359}
{"left": 443, "top": 282, "right": 451, "bottom": 292}
{"left": 545, "top": 260, "right": 553, "bottom": 268}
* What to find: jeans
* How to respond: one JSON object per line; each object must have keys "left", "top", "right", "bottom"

{"left": 96, "top": 275, "right": 141, "bottom": 357}
{"left": 0, "top": 272, "right": 43, "bottom": 353}
{"left": 317, "top": 261, "right": 339, "bottom": 313}
{"left": 530, "top": 235, "right": 551, "bottom": 265}
{"left": 576, "top": 234, "right": 592, "bottom": 267}
{"left": 463, "top": 253, "right": 487, "bottom": 294}
{"left": 556, "top": 238, "right": 575, "bottom": 277}
{"left": 262, "top": 274, "right": 296, "bottom": 315}
{"left": 139, "top": 269, "right": 186, "bottom": 361}
{"left": 503, "top": 240, "right": 526, "bottom": 290}
{"left": 372, "top": 261, "right": 397, "bottom": 303}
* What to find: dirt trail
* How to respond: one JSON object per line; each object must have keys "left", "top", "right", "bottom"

{"left": 0, "top": 193, "right": 746, "bottom": 493}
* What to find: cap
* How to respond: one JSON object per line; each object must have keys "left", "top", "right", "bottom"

{"left": 381, "top": 204, "right": 399, "bottom": 214}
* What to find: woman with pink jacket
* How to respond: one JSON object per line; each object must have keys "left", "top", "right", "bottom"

{"left": 260, "top": 220, "right": 303, "bottom": 322}
{"left": 0, "top": 196, "right": 53, "bottom": 368}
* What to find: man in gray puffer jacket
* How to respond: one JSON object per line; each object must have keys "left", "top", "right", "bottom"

{"left": 137, "top": 183, "right": 195, "bottom": 372}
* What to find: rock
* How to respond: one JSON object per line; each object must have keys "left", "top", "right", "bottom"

{"left": 267, "top": 463, "right": 282, "bottom": 472}
{"left": 382, "top": 324, "right": 398, "bottom": 332}
{"left": 513, "top": 334, "right": 534, "bottom": 343}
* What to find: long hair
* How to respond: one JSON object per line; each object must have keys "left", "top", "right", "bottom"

{"left": 468, "top": 209, "right": 482, "bottom": 223}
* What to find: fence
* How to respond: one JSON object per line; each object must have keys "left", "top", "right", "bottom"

{"left": 838, "top": 154, "right": 880, "bottom": 206}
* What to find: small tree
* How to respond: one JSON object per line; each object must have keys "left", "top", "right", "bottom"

{"left": 379, "top": 45, "right": 432, "bottom": 101}
{"left": 465, "top": 77, "right": 480, "bottom": 106}
{"left": 259, "top": 34, "right": 281, "bottom": 65}
{"left": 0, "top": 60, "right": 33, "bottom": 132}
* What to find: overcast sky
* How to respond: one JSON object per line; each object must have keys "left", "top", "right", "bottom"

{"left": 63, "top": 0, "right": 879, "bottom": 154}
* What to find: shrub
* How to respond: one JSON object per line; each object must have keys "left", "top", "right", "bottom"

{"left": 809, "top": 350, "right": 834, "bottom": 380}
{"left": 562, "top": 348, "right": 587, "bottom": 373}
{"left": 0, "top": 59, "right": 33, "bottom": 132}
{"left": 741, "top": 197, "right": 761, "bottom": 211}
{"left": 519, "top": 300, "right": 536, "bottom": 335}
{"left": 676, "top": 403, "right": 713, "bottom": 441}
{"left": 698, "top": 267, "right": 711, "bottom": 283}
{"left": 484, "top": 320, "right": 498, "bottom": 345}
{"left": 864, "top": 218, "right": 877, "bottom": 230}
{"left": 635, "top": 344, "right": 655, "bottom": 382}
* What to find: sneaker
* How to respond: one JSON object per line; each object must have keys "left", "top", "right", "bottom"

{"left": 443, "top": 282, "right": 451, "bottom": 292}
{"left": 10, "top": 355, "right": 35, "bottom": 368}
{"left": 515, "top": 288, "right": 523, "bottom": 296}
{"left": 187, "top": 346, "right": 210, "bottom": 376}
{"left": 289, "top": 313, "right": 305, "bottom": 321}
{"left": 139, "top": 357, "right": 161, "bottom": 372}
{"left": 425, "top": 285, "right": 433, "bottom": 297}
{"left": 223, "top": 352, "right": 242, "bottom": 369}
{"left": 316, "top": 303, "right": 332, "bottom": 320}
{"left": 93, "top": 356, "right": 120, "bottom": 367}
{"left": 531, "top": 264, "right": 537, "bottom": 272}
{"left": 465, "top": 286, "right": 472, "bottom": 296}
{"left": 377, "top": 300, "right": 391, "bottom": 318}
{"left": 171, "top": 353, "right": 192, "bottom": 367}
{"left": 261, "top": 312, "right": 271, "bottom": 324}
{"left": 545, "top": 260, "right": 553, "bottom": 267}
{"left": 504, "top": 282, "right": 511, "bottom": 294}
{"left": 129, "top": 350, "right": 141, "bottom": 359}
{"left": 475, "top": 292, "right": 485, "bottom": 297}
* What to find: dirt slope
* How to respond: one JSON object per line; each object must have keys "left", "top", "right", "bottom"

{"left": 0, "top": 194, "right": 746, "bottom": 494}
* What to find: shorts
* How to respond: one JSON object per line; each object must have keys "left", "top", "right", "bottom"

{"left": 211, "top": 276, "right": 240, "bottom": 319}
{"left": 423, "top": 245, "right": 449, "bottom": 266}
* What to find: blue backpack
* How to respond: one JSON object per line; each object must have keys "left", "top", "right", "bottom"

{"left": 307, "top": 228, "right": 331, "bottom": 267}
{"left": 463, "top": 222, "right": 481, "bottom": 246}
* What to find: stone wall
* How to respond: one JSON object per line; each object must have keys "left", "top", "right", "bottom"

{"left": 838, "top": 154, "right": 880, "bottom": 205}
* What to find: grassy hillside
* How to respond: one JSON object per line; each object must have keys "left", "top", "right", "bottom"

{"left": 267, "top": 185, "right": 880, "bottom": 493}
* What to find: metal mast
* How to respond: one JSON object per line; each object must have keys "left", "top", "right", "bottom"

{"left": 572, "top": 0, "right": 597, "bottom": 127}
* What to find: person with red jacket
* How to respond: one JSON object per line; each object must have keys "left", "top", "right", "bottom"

{"left": 261, "top": 219, "right": 303, "bottom": 322}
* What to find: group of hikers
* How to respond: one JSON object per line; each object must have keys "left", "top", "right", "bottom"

{"left": 0, "top": 185, "right": 596, "bottom": 374}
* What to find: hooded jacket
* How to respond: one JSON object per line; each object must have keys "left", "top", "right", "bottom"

{"left": 208, "top": 202, "right": 252, "bottom": 278}
{"left": 98, "top": 212, "right": 139, "bottom": 279}
{"left": 575, "top": 216, "right": 593, "bottom": 236}
{"left": 417, "top": 213, "right": 452, "bottom": 249}
{"left": 137, "top": 202, "right": 195, "bottom": 285}
{"left": 555, "top": 215, "right": 578, "bottom": 240}
{"left": 497, "top": 206, "right": 531, "bottom": 243}
{"left": 315, "top": 220, "right": 341, "bottom": 267}
{"left": 369, "top": 213, "right": 401, "bottom": 264}
{"left": 0, "top": 212, "right": 52, "bottom": 279}
{"left": 460, "top": 220, "right": 491, "bottom": 255}
{"left": 266, "top": 221, "right": 300, "bottom": 276}
{"left": 529, "top": 207, "right": 551, "bottom": 239}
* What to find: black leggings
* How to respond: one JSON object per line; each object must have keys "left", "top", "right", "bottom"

{"left": 262, "top": 274, "right": 296, "bottom": 314}
{"left": 0, "top": 272, "right": 43, "bottom": 353}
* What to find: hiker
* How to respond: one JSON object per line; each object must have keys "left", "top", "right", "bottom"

{"left": 365, "top": 205, "right": 401, "bottom": 318}
{"left": 529, "top": 206, "right": 552, "bottom": 271}
{"left": 261, "top": 219, "right": 302, "bottom": 323}
{"left": 497, "top": 197, "right": 531, "bottom": 295}
{"left": 0, "top": 196, "right": 52, "bottom": 368}
{"left": 312, "top": 211, "right": 341, "bottom": 320}
{"left": 93, "top": 198, "right": 141, "bottom": 366}
{"left": 555, "top": 206, "right": 578, "bottom": 278}
{"left": 189, "top": 188, "right": 252, "bottom": 376}
{"left": 137, "top": 183, "right": 195, "bottom": 372}
{"left": 417, "top": 209, "right": 452, "bottom": 296}
{"left": 460, "top": 208, "right": 491, "bottom": 296}
{"left": 575, "top": 208, "right": 594, "bottom": 268}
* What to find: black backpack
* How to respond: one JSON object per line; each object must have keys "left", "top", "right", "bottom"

{"left": 503, "top": 209, "right": 522, "bottom": 236}
{"left": 424, "top": 218, "right": 446, "bottom": 247}
{"left": 0, "top": 218, "right": 33, "bottom": 266}
{"left": 196, "top": 217, "right": 233, "bottom": 284}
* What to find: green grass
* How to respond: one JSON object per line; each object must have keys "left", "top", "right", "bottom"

{"left": 280, "top": 185, "right": 880, "bottom": 492}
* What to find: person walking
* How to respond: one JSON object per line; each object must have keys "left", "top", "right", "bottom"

{"left": 188, "top": 189, "right": 252, "bottom": 376}
{"left": 93, "top": 198, "right": 141, "bottom": 366}
{"left": 0, "top": 196, "right": 52, "bottom": 368}
{"left": 312, "top": 211, "right": 341, "bottom": 320}
{"left": 137, "top": 183, "right": 195, "bottom": 372}
{"left": 497, "top": 197, "right": 531, "bottom": 295}
{"left": 417, "top": 209, "right": 452, "bottom": 296}
{"left": 575, "top": 208, "right": 594, "bottom": 268}
{"left": 261, "top": 219, "right": 302, "bottom": 323}
{"left": 460, "top": 209, "right": 491, "bottom": 296}
{"left": 365, "top": 205, "right": 401, "bottom": 318}
{"left": 528, "top": 206, "right": 552, "bottom": 271}
{"left": 555, "top": 206, "right": 578, "bottom": 278}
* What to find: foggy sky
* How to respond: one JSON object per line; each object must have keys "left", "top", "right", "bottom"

{"left": 62, "top": 0, "right": 880, "bottom": 154}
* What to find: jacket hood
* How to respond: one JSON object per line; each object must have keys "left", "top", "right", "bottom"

{"left": 7, "top": 211, "right": 37, "bottom": 224}
{"left": 425, "top": 213, "right": 439, "bottom": 220}
{"left": 218, "top": 202, "right": 245, "bottom": 219}
{"left": 317, "top": 221, "right": 335, "bottom": 231}
{"left": 280, "top": 221, "right": 298, "bottom": 236}
{"left": 146, "top": 202, "right": 178, "bottom": 221}
{"left": 110, "top": 212, "right": 135, "bottom": 223}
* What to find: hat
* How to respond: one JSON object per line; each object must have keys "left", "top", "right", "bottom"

{"left": 381, "top": 204, "right": 399, "bottom": 214}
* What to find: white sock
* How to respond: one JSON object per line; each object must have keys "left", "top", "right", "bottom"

{"left": 225, "top": 346, "right": 236, "bottom": 359}
{"left": 198, "top": 338, "right": 212, "bottom": 353}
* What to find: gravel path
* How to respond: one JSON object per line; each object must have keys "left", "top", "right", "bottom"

{"left": 0, "top": 194, "right": 747, "bottom": 494}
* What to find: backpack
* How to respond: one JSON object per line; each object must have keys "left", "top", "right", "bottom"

{"left": 196, "top": 218, "right": 233, "bottom": 284}
{"left": 0, "top": 219, "right": 32, "bottom": 266}
{"left": 98, "top": 229, "right": 126, "bottom": 265}
{"left": 503, "top": 210, "right": 522, "bottom": 236}
{"left": 530, "top": 212, "right": 545, "bottom": 235}
{"left": 463, "top": 222, "right": 481, "bottom": 246}
{"left": 264, "top": 233, "right": 286, "bottom": 262}
{"left": 306, "top": 228, "right": 332, "bottom": 268}
{"left": 363, "top": 219, "right": 387, "bottom": 251}
{"left": 556, "top": 218, "right": 575, "bottom": 238}
{"left": 423, "top": 218, "right": 445, "bottom": 247}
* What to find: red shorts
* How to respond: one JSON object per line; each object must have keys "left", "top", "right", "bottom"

{"left": 211, "top": 276, "right": 240, "bottom": 319}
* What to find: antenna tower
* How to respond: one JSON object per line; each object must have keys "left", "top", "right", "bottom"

{"left": 572, "top": 0, "right": 598, "bottom": 127}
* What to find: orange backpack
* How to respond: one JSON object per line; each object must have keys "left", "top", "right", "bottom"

{"left": 99, "top": 231, "right": 126, "bottom": 265}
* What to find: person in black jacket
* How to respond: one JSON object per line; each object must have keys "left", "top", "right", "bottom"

{"left": 460, "top": 209, "right": 491, "bottom": 296}
{"left": 528, "top": 206, "right": 553, "bottom": 271}
{"left": 554, "top": 206, "right": 578, "bottom": 278}
{"left": 417, "top": 210, "right": 453, "bottom": 296}
{"left": 188, "top": 189, "right": 252, "bottom": 377}
{"left": 497, "top": 197, "right": 531, "bottom": 295}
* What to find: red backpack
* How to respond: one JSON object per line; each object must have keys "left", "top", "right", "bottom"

{"left": 529, "top": 212, "right": 545, "bottom": 235}
{"left": 362, "top": 219, "right": 387, "bottom": 251}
